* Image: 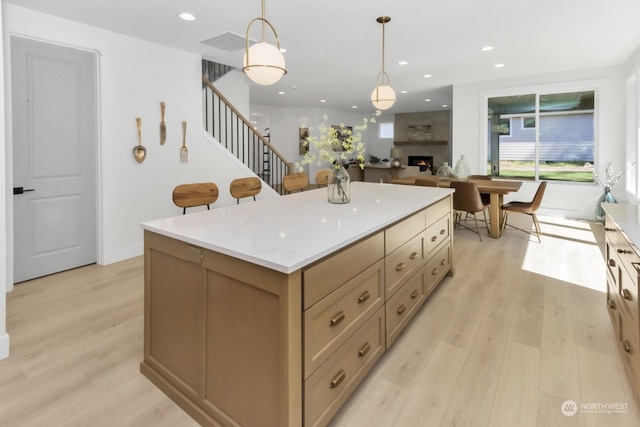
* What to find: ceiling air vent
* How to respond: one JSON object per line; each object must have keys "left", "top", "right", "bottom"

{"left": 200, "top": 32, "right": 256, "bottom": 52}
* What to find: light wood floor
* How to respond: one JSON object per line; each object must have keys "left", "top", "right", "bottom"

{"left": 1, "top": 214, "right": 639, "bottom": 426}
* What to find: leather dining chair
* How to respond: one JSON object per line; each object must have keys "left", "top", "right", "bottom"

{"left": 468, "top": 174, "right": 491, "bottom": 205}
{"left": 314, "top": 169, "right": 331, "bottom": 187}
{"left": 415, "top": 178, "right": 439, "bottom": 187}
{"left": 172, "top": 182, "right": 219, "bottom": 215}
{"left": 450, "top": 181, "right": 489, "bottom": 241}
{"left": 229, "top": 177, "right": 261, "bottom": 204}
{"left": 283, "top": 172, "right": 309, "bottom": 194}
{"left": 500, "top": 181, "right": 547, "bottom": 242}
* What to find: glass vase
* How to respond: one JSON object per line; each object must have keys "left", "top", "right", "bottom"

{"left": 436, "top": 162, "right": 455, "bottom": 178}
{"left": 595, "top": 189, "right": 616, "bottom": 222}
{"left": 328, "top": 165, "right": 351, "bottom": 204}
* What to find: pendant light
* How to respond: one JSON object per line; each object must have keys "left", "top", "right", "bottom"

{"left": 371, "top": 16, "right": 396, "bottom": 110}
{"left": 243, "top": 0, "right": 287, "bottom": 85}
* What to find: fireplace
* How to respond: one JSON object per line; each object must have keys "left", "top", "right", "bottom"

{"left": 408, "top": 155, "right": 433, "bottom": 173}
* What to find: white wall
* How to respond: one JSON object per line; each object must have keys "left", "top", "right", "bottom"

{"left": 2, "top": 4, "right": 274, "bottom": 287}
{"left": 452, "top": 67, "right": 627, "bottom": 220}
{"left": 0, "top": 5, "right": 9, "bottom": 360}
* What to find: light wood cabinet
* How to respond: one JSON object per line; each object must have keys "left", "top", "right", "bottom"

{"left": 604, "top": 213, "right": 640, "bottom": 404}
{"left": 141, "top": 195, "right": 453, "bottom": 427}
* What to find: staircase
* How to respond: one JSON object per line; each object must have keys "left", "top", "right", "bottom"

{"left": 202, "top": 60, "right": 291, "bottom": 195}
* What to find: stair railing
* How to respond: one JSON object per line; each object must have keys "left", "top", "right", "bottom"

{"left": 202, "top": 76, "right": 291, "bottom": 195}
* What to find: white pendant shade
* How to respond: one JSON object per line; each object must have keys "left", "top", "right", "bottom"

{"left": 371, "top": 85, "right": 396, "bottom": 110}
{"left": 243, "top": 42, "right": 286, "bottom": 86}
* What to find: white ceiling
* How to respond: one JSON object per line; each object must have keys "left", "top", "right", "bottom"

{"left": 6, "top": 0, "right": 640, "bottom": 114}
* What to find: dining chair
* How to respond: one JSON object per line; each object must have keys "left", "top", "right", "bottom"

{"left": 172, "top": 182, "right": 219, "bottom": 215}
{"left": 229, "top": 177, "right": 261, "bottom": 204}
{"left": 283, "top": 172, "right": 309, "bottom": 194}
{"left": 500, "top": 181, "right": 547, "bottom": 242}
{"left": 450, "top": 181, "right": 489, "bottom": 241}
{"left": 314, "top": 169, "right": 331, "bottom": 187}
{"left": 468, "top": 174, "right": 491, "bottom": 205}
{"left": 415, "top": 178, "right": 439, "bottom": 187}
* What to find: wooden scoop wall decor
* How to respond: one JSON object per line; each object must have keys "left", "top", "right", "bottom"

{"left": 133, "top": 117, "right": 147, "bottom": 163}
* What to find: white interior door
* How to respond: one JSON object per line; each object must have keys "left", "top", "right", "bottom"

{"left": 11, "top": 36, "right": 98, "bottom": 283}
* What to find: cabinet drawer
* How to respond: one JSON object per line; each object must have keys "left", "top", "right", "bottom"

{"left": 605, "top": 238, "right": 619, "bottom": 289}
{"left": 425, "top": 215, "right": 450, "bottom": 256}
{"left": 303, "top": 232, "right": 384, "bottom": 309}
{"left": 425, "top": 242, "right": 451, "bottom": 296}
{"left": 385, "top": 232, "right": 425, "bottom": 298}
{"left": 386, "top": 269, "right": 426, "bottom": 347}
{"left": 619, "top": 309, "right": 639, "bottom": 397}
{"left": 426, "top": 196, "right": 451, "bottom": 228}
{"left": 607, "top": 278, "right": 621, "bottom": 338}
{"left": 619, "top": 266, "right": 638, "bottom": 324}
{"left": 304, "top": 260, "right": 384, "bottom": 378}
{"left": 304, "top": 308, "right": 385, "bottom": 427}
{"left": 385, "top": 210, "right": 426, "bottom": 255}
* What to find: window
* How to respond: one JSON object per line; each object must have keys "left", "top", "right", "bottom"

{"left": 378, "top": 122, "right": 394, "bottom": 139}
{"left": 486, "top": 90, "right": 595, "bottom": 182}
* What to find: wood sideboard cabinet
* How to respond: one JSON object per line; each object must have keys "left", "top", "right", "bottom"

{"left": 603, "top": 207, "right": 640, "bottom": 404}
{"left": 140, "top": 183, "right": 453, "bottom": 427}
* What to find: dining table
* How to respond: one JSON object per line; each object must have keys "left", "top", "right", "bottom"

{"left": 391, "top": 175, "right": 523, "bottom": 238}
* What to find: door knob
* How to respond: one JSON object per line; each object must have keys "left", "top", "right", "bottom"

{"left": 13, "top": 187, "right": 35, "bottom": 195}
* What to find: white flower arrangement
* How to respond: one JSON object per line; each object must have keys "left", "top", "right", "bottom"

{"left": 297, "top": 111, "right": 380, "bottom": 171}
{"left": 594, "top": 162, "right": 636, "bottom": 192}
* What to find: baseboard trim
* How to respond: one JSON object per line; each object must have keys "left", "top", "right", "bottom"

{"left": 0, "top": 332, "right": 10, "bottom": 360}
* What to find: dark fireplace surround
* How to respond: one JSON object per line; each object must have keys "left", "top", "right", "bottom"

{"left": 408, "top": 155, "right": 433, "bottom": 172}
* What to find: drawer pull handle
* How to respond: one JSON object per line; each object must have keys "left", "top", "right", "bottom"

{"left": 396, "top": 262, "right": 406, "bottom": 272}
{"left": 623, "top": 340, "right": 633, "bottom": 355}
{"left": 609, "top": 299, "right": 616, "bottom": 310}
{"left": 604, "top": 227, "right": 615, "bottom": 232}
{"left": 358, "top": 291, "right": 370, "bottom": 304}
{"left": 617, "top": 249, "right": 633, "bottom": 254}
{"left": 410, "top": 252, "right": 418, "bottom": 260}
{"left": 431, "top": 236, "right": 438, "bottom": 242}
{"left": 411, "top": 289, "right": 419, "bottom": 299}
{"left": 440, "top": 229, "right": 446, "bottom": 235}
{"left": 397, "top": 304, "right": 406, "bottom": 315}
{"left": 330, "top": 370, "right": 346, "bottom": 389}
{"left": 432, "top": 268, "right": 439, "bottom": 275}
{"left": 622, "top": 288, "right": 633, "bottom": 301}
{"left": 608, "top": 259, "right": 616, "bottom": 267}
{"left": 329, "top": 311, "right": 345, "bottom": 327}
{"left": 440, "top": 259, "right": 447, "bottom": 266}
{"left": 358, "top": 342, "right": 371, "bottom": 358}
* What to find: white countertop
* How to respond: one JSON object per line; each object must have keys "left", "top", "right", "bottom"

{"left": 602, "top": 203, "right": 640, "bottom": 251}
{"left": 142, "top": 182, "right": 453, "bottom": 274}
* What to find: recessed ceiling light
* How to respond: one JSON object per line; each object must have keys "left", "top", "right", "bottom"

{"left": 179, "top": 12, "right": 196, "bottom": 21}
{"left": 442, "top": 104, "right": 448, "bottom": 108}
{"left": 352, "top": 105, "right": 358, "bottom": 109}
{"left": 481, "top": 46, "right": 494, "bottom": 51}
{"left": 494, "top": 63, "right": 505, "bottom": 68}
{"left": 400, "top": 90, "right": 408, "bottom": 94}
{"left": 320, "top": 99, "right": 326, "bottom": 103}
{"left": 280, "top": 48, "right": 287, "bottom": 53}
{"left": 423, "top": 74, "right": 432, "bottom": 78}
{"left": 398, "top": 61, "right": 408, "bottom": 65}
{"left": 278, "top": 91, "right": 285, "bottom": 95}
{"left": 425, "top": 98, "right": 431, "bottom": 102}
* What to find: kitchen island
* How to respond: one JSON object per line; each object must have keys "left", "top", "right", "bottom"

{"left": 140, "top": 182, "right": 454, "bottom": 427}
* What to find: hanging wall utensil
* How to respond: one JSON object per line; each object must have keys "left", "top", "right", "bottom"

{"left": 133, "top": 117, "right": 147, "bottom": 163}
{"left": 160, "top": 102, "right": 166, "bottom": 145}
{"left": 180, "top": 121, "right": 188, "bottom": 163}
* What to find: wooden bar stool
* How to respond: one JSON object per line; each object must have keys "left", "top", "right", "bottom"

{"left": 172, "top": 182, "right": 219, "bottom": 214}
{"left": 230, "top": 177, "right": 261, "bottom": 204}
